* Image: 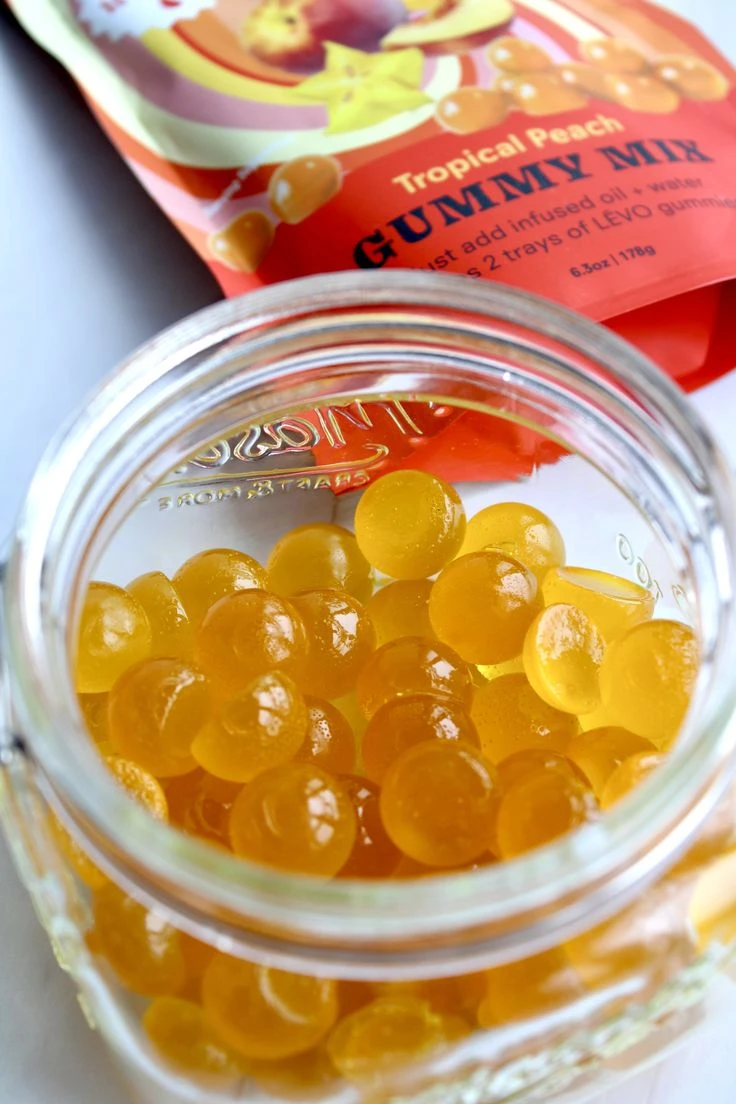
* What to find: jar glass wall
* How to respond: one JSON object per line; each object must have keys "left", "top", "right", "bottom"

{"left": 2, "top": 272, "right": 736, "bottom": 1104}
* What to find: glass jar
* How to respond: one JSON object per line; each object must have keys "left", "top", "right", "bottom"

{"left": 3, "top": 271, "right": 736, "bottom": 1104}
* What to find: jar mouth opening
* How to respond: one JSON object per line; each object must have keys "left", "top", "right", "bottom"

{"left": 6, "top": 271, "right": 736, "bottom": 966}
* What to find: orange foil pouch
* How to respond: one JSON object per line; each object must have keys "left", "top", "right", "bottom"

{"left": 10, "top": 0, "right": 736, "bottom": 396}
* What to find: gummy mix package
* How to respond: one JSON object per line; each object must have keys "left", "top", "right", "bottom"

{"left": 10, "top": 0, "right": 736, "bottom": 390}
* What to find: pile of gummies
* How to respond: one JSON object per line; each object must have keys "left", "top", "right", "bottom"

{"left": 64, "top": 468, "right": 701, "bottom": 1088}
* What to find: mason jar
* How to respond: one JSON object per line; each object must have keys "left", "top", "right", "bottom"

{"left": 2, "top": 271, "right": 736, "bottom": 1104}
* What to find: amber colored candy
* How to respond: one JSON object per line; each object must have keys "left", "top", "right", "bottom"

{"left": 105, "top": 756, "right": 169, "bottom": 821}
{"left": 576, "top": 702, "right": 616, "bottom": 733}
{"left": 194, "top": 590, "right": 308, "bottom": 699}
{"left": 436, "top": 88, "right": 507, "bottom": 133}
{"left": 689, "top": 848, "right": 736, "bottom": 949}
{"left": 229, "top": 762, "right": 356, "bottom": 877}
{"left": 165, "top": 770, "right": 241, "bottom": 847}
{"left": 92, "top": 884, "right": 187, "bottom": 996}
{"left": 291, "top": 589, "right": 375, "bottom": 700}
{"left": 143, "top": 997, "right": 243, "bottom": 1080}
{"left": 354, "top": 470, "right": 465, "bottom": 580}
{"left": 268, "top": 523, "right": 372, "bottom": 601}
{"left": 506, "top": 74, "right": 588, "bottom": 115}
{"left": 599, "top": 619, "right": 699, "bottom": 747}
{"left": 202, "top": 953, "right": 338, "bottom": 1060}
{"left": 207, "top": 210, "right": 274, "bottom": 273}
{"left": 566, "top": 727, "right": 656, "bottom": 798}
{"left": 245, "top": 1047, "right": 338, "bottom": 1096}
{"left": 495, "top": 761, "right": 597, "bottom": 858}
{"left": 362, "top": 693, "right": 479, "bottom": 784}
{"left": 523, "top": 603, "right": 605, "bottom": 715}
{"left": 78, "top": 692, "right": 110, "bottom": 746}
{"left": 476, "top": 655, "right": 525, "bottom": 682}
{"left": 556, "top": 62, "right": 613, "bottom": 99}
{"left": 460, "top": 502, "right": 565, "bottom": 582}
{"left": 604, "top": 74, "right": 679, "bottom": 113}
{"left": 496, "top": 748, "right": 587, "bottom": 790}
{"left": 366, "top": 579, "right": 434, "bottom": 648}
{"left": 339, "top": 980, "right": 375, "bottom": 1018}
{"left": 391, "top": 855, "right": 442, "bottom": 878}
{"left": 51, "top": 815, "right": 108, "bottom": 890}
{"left": 179, "top": 933, "right": 217, "bottom": 982}
{"left": 478, "top": 948, "right": 584, "bottom": 1026}
{"left": 655, "top": 55, "right": 729, "bottom": 101}
{"left": 173, "top": 548, "right": 267, "bottom": 628}
{"left": 356, "top": 635, "right": 473, "bottom": 718}
{"left": 430, "top": 550, "right": 542, "bottom": 664}
{"left": 600, "top": 750, "right": 666, "bottom": 810}
{"left": 488, "top": 36, "right": 552, "bottom": 73}
{"left": 471, "top": 673, "right": 578, "bottom": 763}
{"left": 444, "top": 1014, "right": 474, "bottom": 1041}
{"left": 393, "top": 852, "right": 495, "bottom": 878}
{"left": 192, "top": 671, "right": 308, "bottom": 783}
{"left": 331, "top": 690, "right": 367, "bottom": 740}
{"left": 295, "top": 698, "right": 356, "bottom": 775}
{"left": 580, "top": 38, "right": 648, "bottom": 75}
{"left": 566, "top": 880, "right": 694, "bottom": 992}
{"left": 327, "top": 996, "right": 444, "bottom": 1083}
{"left": 493, "top": 751, "right": 590, "bottom": 859}
{"left": 542, "top": 566, "right": 654, "bottom": 642}
{"left": 76, "top": 582, "right": 152, "bottom": 694}
{"left": 108, "top": 657, "right": 211, "bottom": 778}
{"left": 268, "top": 154, "right": 341, "bottom": 224}
{"left": 337, "top": 775, "right": 401, "bottom": 878}
{"left": 127, "top": 571, "right": 194, "bottom": 659}
{"left": 381, "top": 742, "right": 499, "bottom": 867}
{"left": 176, "top": 975, "right": 207, "bottom": 1006}
{"left": 372, "top": 973, "right": 485, "bottom": 1018}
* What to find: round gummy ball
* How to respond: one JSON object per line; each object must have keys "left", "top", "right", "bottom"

{"left": 229, "top": 762, "right": 357, "bottom": 877}
{"left": 76, "top": 582, "right": 152, "bottom": 694}
{"left": 599, "top": 620, "right": 699, "bottom": 748}
{"left": 202, "top": 952, "right": 338, "bottom": 1060}
{"left": 460, "top": 501, "right": 565, "bottom": 582}
{"left": 354, "top": 469, "right": 465, "bottom": 579}
{"left": 470, "top": 673, "right": 579, "bottom": 763}
{"left": 291, "top": 588, "right": 375, "bottom": 700}
{"left": 194, "top": 589, "right": 308, "bottom": 699}
{"left": 380, "top": 741, "right": 499, "bottom": 867}
{"left": 429, "top": 550, "right": 542, "bottom": 664}
{"left": 366, "top": 579, "right": 434, "bottom": 646}
{"left": 191, "top": 671, "right": 308, "bottom": 783}
{"left": 362, "top": 693, "right": 479, "bottom": 783}
{"left": 108, "top": 657, "right": 211, "bottom": 778}
{"left": 172, "top": 548, "right": 267, "bottom": 627}
{"left": 356, "top": 635, "right": 473, "bottom": 718}
{"left": 267, "top": 523, "right": 372, "bottom": 601}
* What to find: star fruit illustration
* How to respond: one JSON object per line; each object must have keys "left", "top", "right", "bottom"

{"left": 293, "top": 41, "right": 432, "bottom": 134}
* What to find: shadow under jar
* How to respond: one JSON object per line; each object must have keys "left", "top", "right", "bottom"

{"left": 3, "top": 271, "right": 736, "bottom": 1104}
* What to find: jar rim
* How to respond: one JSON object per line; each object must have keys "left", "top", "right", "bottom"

{"left": 5, "top": 270, "right": 736, "bottom": 972}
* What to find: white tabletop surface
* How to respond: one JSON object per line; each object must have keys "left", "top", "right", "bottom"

{"left": 1, "top": 2, "right": 736, "bottom": 1101}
